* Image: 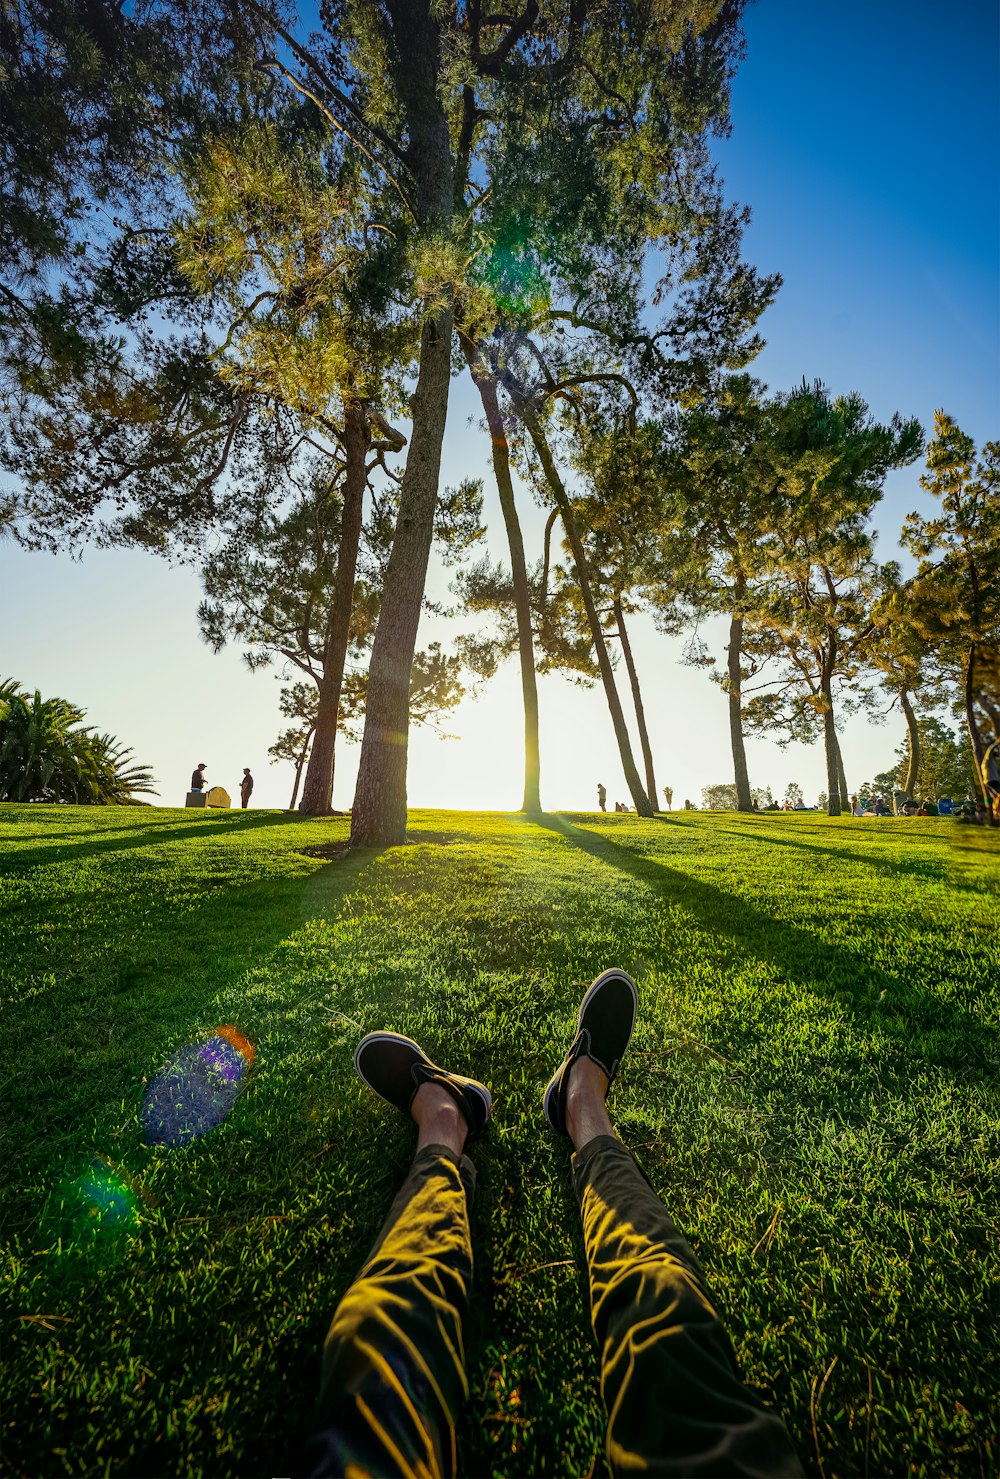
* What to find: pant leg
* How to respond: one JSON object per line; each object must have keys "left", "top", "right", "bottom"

{"left": 302, "top": 1144, "right": 476, "bottom": 1479}
{"left": 573, "top": 1134, "right": 801, "bottom": 1478}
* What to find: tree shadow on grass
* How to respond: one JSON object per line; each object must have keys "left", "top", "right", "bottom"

{"left": 560, "top": 808, "right": 685, "bottom": 828}
{"left": 0, "top": 841, "right": 380, "bottom": 1236}
{"left": 711, "top": 822, "right": 977, "bottom": 891}
{"left": 1, "top": 838, "right": 397, "bottom": 1479}
{"left": 534, "top": 814, "right": 997, "bottom": 1084}
{"left": 0, "top": 810, "right": 315, "bottom": 872}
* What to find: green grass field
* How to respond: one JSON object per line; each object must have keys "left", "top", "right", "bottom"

{"left": 1, "top": 805, "right": 997, "bottom": 1478}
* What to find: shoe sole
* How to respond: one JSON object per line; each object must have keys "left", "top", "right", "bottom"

{"left": 355, "top": 1031, "right": 493, "bottom": 1125}
{"left": 542, "top": 1070, "right": 562, "bottom": 1132}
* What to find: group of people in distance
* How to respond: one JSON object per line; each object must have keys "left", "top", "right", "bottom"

{"left": 848, "top": 791, "right": 987, "bottom": 820}
{"left": 596, "top": 781, "right": 987, "bottom": 820}
{"left": 189, "top": 761, "right": 254, "bottom": 809}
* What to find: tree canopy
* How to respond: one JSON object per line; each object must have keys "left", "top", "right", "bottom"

{"left": 0, "top": 678, "right": 156, "bottom": 803}
{"left": 1, "top": 4, "right": 995, "bottom": 828}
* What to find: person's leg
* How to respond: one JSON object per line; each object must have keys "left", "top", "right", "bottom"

{"left": 545, "top": 971, "right": 801, "bottom": 1479}
{"left": 302, "top": 1038, "right": 492, "bottom": 1479}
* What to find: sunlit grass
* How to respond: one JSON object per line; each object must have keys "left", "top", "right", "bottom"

{"left": 1, "top": 805, "right": 997, "bottom": 1477}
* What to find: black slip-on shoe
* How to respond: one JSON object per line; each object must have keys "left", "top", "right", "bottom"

{"left": 543, "top": 968, "right": 639, "bottom": 1136}
{"left": 354, "top": 1032, "right": 493, "bottom": 1137}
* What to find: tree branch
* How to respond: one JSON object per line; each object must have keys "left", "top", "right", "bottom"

{"left": 260, "top": 59, "right": 415, "bottom": 221}
{"left": 471, "top": 0, "right": 540, "bottom": 74}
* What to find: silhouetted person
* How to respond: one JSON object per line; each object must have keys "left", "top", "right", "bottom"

{"left": 240, "top": 768, "right": 254, "bottom": 809}
{"left": 302, "top": 971, "right": 802, "bottom": 1478}
{"left": 191, "top": 763, "right": 207, "bottom": 791}
{"left": 597, "top": 783, "right": 607, "bottom": 813}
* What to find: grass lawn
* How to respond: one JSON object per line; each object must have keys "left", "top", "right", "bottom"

{"left": 1, "top": 804, "right": 998, "bottom": 1478}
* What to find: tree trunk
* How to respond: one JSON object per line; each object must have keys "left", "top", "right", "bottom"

{"left": 350, "top": 3, "right": 455, "bottom": 847}
{"left": 298, "top": 399, "right": 368, "bottom": 815}
{"left": 834, "top": 732, "right": 849, "bottom": 811}
{"left": 350, "top": 311, "right": 453, "bottom": 845}
{"left": 821, "top": 656, "right": 841, "bottom": 816}
{"left": 900, "top": 686, "right": 920, "bottom": 797}
{"left": 613, "top": 595, "right": 657, "bottom": 811}
{"left": 964, "top": 643, "right": 987, "bottom": 799}
{"left": 288, "top": 735, "right": 312, "bottom": 811}
{"left": 541, "top": 507, "right": 560, "bottom": 605}
{"left": 727, "top": 575, "right": 752, "bottom": 811}
{"left": 823, "top": 709, "right": 841, "bottom": 816}
{"left": 978, "top": 691, "right": 1000, "bottom": 735}
{"left": 463, "top": 341, "right": 542, "bottom": 813}
{"left": 518, "top": 404, "right": 652, "bottom": 816}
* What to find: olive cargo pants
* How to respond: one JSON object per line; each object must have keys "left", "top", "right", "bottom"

{"left": 303, "top": 1136, "right": 801, "bottom": 1477}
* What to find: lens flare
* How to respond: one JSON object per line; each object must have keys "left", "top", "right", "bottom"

{"left": 473, "top": 219, "right": 550, "bottom": 318}
{"left": 479, "top": 245, "right": 549, "bottom": 315}
{"left": 73, "top": 1156, "right": 139, "bottom": 1230}
{"left": 141, "top": 1025, "right": 254, "bottom": 1146}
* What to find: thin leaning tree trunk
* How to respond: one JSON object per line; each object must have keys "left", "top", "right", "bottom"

{"left": 289, "top": 732, "right": 313, "bottom": 811}
{"left": 900, "top": 686, "right": 920, "bottom": 797}
{"left": 463, "top": 341, "right": 542, "bottom": 813}
{"left": 964, "top": 643, "right": 987, "bottom": 800}
{"left": 613, "top": 595, "right": 658, "bottom": 812}
{"left": 299, "top": 400, "right": 368, "bottom": 816}
{"left": 727, "top": 573, "right": 752, "bottom": 812}
{"left": 518, "top": 404, "right": 652, "bottom": 816}
{"left": 541, "top": 507, "right": 560, "bottom": 604}
{"left": 978, "top": 691, "right": 1000, "bottom": 735}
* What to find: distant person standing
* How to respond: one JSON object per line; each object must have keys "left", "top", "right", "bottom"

{"left": 191, "top": 763, "right": 207, "bottom": 791}
{"left": 597, "top": 783, "right": 607, "bottom": 813}
{"left": 240, "top": 768, "right": 254, "bottom": 809}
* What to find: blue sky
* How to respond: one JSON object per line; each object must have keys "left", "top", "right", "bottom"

{"left": 2, "top": 0, "right": 998, "bottom": 811}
